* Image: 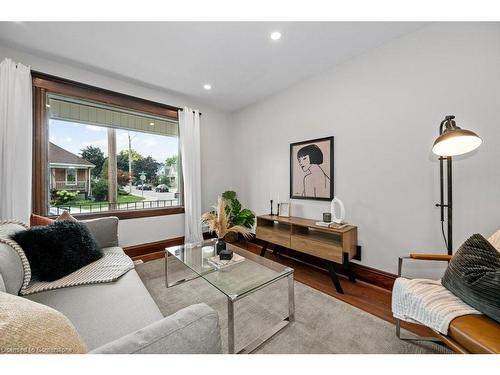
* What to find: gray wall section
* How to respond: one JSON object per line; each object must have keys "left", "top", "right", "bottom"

{"left": 231, "top": 23, "right": 500, "bottom": 274}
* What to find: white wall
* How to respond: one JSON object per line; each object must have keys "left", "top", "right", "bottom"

{"left": 0, "top": 44, "right": 235, "bottom": 247}
{"left": 232, "top": 23, "right": 500, "bottom": 274}
{"left": 2, "top": 23, "right": 499, "bottom": 268}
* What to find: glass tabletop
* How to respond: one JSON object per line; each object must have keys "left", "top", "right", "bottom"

{"left": 165, "top": 238, "right": 293, "bottom": 300}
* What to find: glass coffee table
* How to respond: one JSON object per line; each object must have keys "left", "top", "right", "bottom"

{"left": 165, "top": 238, "right": 295, "bottom": 354}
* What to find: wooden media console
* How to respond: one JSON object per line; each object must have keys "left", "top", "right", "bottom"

{"left": 256, "top": 215, "right": 359, "bottom": 294}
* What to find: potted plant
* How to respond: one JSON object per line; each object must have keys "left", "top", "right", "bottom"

{"left": 221, "top": 190, "right": 255, "bottom": 243}
{"left": 202, "top": 197, "right": 252, "bottom": 255}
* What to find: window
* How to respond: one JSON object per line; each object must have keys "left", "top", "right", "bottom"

{"left": 65, "top": 168, "right": 77, "bottom": 185}
{"left": 33, "top": 73, "right": 184, "bottom": 219}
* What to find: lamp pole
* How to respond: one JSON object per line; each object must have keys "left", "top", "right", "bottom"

{"left": 432, "top": 115, "right": 482, "bottom": 255}
{"left": 435, "top": 116, "right": 454, "bottom": 255}
{"left": 436, "top": 155, "right": 453, "bottom": 255}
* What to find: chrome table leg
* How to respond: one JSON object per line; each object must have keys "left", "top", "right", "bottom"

{"left": 228, "top": 298, "right": 235, "bottom": 354}
{"left": 165, "top": 253, "right": 169, "bottom": 288}
{"left": 288, "top": 274, "right": 295, "bottom": 322}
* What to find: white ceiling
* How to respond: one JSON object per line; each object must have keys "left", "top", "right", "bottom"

{"left": 0, "top": 22, "right": 427, "bottom": 112}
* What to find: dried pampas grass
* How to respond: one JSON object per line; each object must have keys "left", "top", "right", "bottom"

{"left": 201, "top": 197, "right": 252, "bottom": 240}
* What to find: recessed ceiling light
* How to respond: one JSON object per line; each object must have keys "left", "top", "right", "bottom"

{"left": 203, "top": 84, "right": 212, "bottom": 90}
{"left": 270, "top": 31, "right": 281, "bottom": 41}
{"left": 149, "top": 122, "right": 155, "bottom": 126}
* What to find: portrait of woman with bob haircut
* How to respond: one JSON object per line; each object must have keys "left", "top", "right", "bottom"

{"left": 290, "top": 137, "right": 333, "bottom": 200}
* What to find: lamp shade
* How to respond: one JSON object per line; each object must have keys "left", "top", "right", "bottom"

{"left": 432, "top": 128, "right": 482, "bottom": 157}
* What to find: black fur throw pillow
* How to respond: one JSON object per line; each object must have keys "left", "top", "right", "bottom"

{"left": 11, "top": 221, "right": 103, "bottom": 281}
{"left": 442, "top": 233, "right": 500, "bottom": 322}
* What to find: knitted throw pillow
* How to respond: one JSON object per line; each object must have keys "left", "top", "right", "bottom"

{"left": 0, "top": 291, "right": 87, "bottom": 353}
{"left": 442, "top": 234, "right": 500, "bottom": 322}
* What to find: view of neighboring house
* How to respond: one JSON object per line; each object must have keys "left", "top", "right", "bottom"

{"left": 49, "top": 142, "right": 95, "bottom": 198}
{"left": 157, "top": 163, "right": 177, "bottom": 186}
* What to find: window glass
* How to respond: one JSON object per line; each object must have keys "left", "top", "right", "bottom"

{"left": 47, "top": 95, "right": 181, "bottom": 216}
{"left": 65, "top": 168, "right": 76, "bottom": 184}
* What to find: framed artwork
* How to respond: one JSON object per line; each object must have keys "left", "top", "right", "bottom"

{"left": 290, "top": 136, "right": 333, "bottom": 201}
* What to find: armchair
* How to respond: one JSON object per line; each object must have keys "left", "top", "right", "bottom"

{"left": 393, "top": 252, "right": 500, "bottom": 354}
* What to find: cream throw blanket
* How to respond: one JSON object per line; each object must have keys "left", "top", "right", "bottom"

{"left": 392, "top": 277, "right": 481, "bottom": 334}
{"left": 392, "top": 230, "right": 500, "bottom": 335}
{"left": 20, "top": 247, "right": 134, "bottom": 296}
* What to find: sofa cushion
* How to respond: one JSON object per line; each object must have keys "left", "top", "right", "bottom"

{"left": 30, "top": 211, "right": 78, "bottom": 227}
{"left": 25, "top": 252, "right": 162, "bottom": 350}
{"left": 442, "top": 234, "right": 500, "bottom": 323}
{"left": 80, "top": 217, "right": 119, "bottom": 248}
{"left": 57, "top": 211, "right": 77, "bottom": 222}
{"left": 91, "top": 304, "right": 221, "bottom": 354}
{"left": 0, "top": 291, "right": 88, "bottom": 354}
{"left": 488, "top": 229, "right": 500, "bottom": 251}
{"left": 0, "top": 273, "right": 5, "bottom": 293}
{"left": 0, "top": 241, "right": 24, "bottom": 294}
{"left": 30, "top": 213, "right": 54, "bottom": 226}
{"left": 11, "top": 221, "right": 103, "bottom": 282}
{"left": 29, "top": 214, "right": 119, "bottom": 249}
{"left": 448, "top": 314, "right": 500, "bottom": 354}
{"left": 0, "top": 222, "right": 31, "bottom": 294}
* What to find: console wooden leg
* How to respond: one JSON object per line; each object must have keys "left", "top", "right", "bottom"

{"left": 260, "top": 242, "right": 269, "bottom": 257}
{"left": 328, "top": 263, "right": 344, "bottom": 294}
{"left": 273, "top": 244, "right": 281, "bottom": 256}
{"left": 343, "top": 253, "right": 356, "bottom": 283}
{"left": 347, "top": 269, "right": 356, "bottom": 282}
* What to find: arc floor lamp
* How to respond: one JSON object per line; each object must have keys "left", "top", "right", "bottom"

{"left": 432, "top": 115, "right": 482, "bottom": 255}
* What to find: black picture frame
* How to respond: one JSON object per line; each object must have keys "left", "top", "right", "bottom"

{"left": 290, "top": 136, "right": 334, "bottom": 201}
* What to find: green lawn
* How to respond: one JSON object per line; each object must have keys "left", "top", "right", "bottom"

{"left": 58, "top": 194, "right": 146, "bottom": 210}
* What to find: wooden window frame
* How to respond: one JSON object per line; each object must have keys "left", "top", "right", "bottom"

{"left": 32, "top": 71, "right": 184, "bottom": 220}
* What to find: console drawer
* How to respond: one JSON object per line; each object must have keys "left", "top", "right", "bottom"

{"left": 256, "top": 226, "right": 290, "bottom": 248}
{"left": 291, "top": 235, "right": 343, "bottom": 263}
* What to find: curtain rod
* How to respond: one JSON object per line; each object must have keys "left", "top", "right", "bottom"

{"left": 178, "top": 108, "right": 202, "bottom": 116}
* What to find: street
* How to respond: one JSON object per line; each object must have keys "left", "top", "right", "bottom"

{"left": 130, "top": 186, "right": 177, "bottom": 202}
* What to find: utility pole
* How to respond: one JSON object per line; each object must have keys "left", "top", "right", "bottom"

{"left": 128, "top": 132, "right": 133, "bottom": 194}
{"left": 107, "top": 128, "right": 118, "bottom": 210}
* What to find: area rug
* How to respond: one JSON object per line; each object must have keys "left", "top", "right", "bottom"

{"left": 136, "top": 258, "right": 451, "bottom": 354}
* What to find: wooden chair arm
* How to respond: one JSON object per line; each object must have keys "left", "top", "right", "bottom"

{"left": 398, "top": 253, "right": 453, "bottom": 277}
{"left": 409, "top": 253, "right": 453, "bottom": 261}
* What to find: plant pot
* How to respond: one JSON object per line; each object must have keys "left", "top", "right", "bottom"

{"left": 215, "top": 238, "right": 226, "bottom": 255}
{"left": 224, "top": 231, "right": 238, "bottom": 243}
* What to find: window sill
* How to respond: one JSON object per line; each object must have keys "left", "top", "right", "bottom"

{"left": 50, "top": 206, "right": 185, "bottom": 220}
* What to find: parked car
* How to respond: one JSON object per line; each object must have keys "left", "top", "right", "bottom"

{"left": 155, "top": 184, "right": 169, "bottom": 192}
{"left": 137, "top": 184, "right": 153, "bottom": 191}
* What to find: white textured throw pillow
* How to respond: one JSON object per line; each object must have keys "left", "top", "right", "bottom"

{"left": 488, "top": 229, "right": 500, "bottom": 252}
{"left": 0, "top": 291, "right": 88, "bottom": 354}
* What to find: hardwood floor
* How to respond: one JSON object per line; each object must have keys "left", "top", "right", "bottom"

{"left": 234, "top": 241, "right": 433, "bottom": 337}
{"left": 134, "top": 240, "right": 433, "bottom": 337}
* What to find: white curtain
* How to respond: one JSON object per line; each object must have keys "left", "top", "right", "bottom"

{"left": 0, "top": 59, "right": 33, "bottom": 222}
{"left": 179, "top": 107, "right": 203, "bottom": 244}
